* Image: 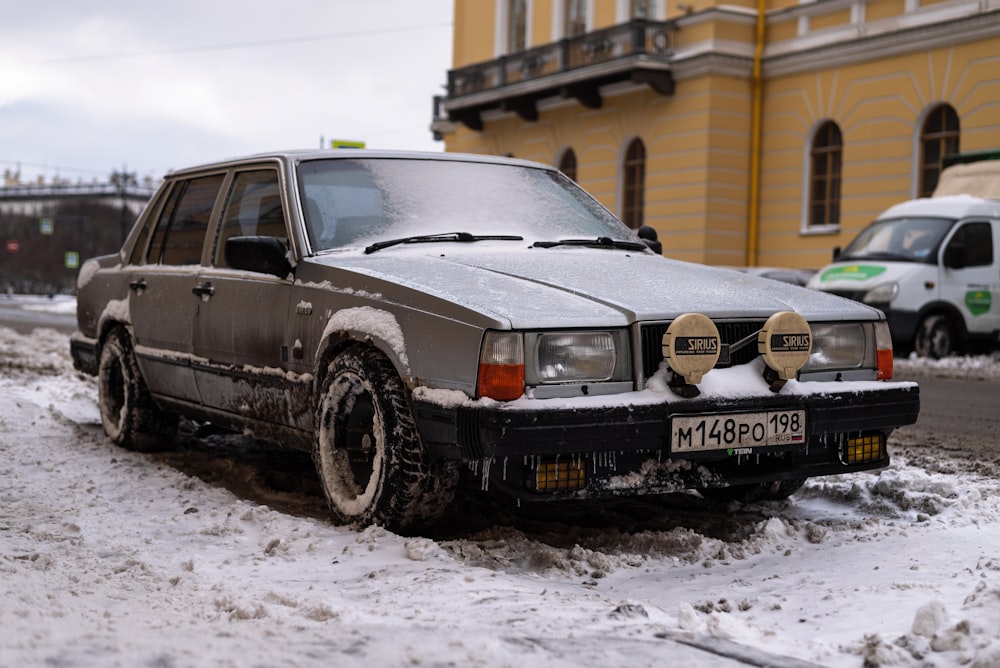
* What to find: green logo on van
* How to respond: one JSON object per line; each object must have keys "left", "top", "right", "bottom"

{"left": 965, "top": 290, "right": 991, "bottom": 316}
{"left": 820, "top": 265, "right": 887, "bottom": 283}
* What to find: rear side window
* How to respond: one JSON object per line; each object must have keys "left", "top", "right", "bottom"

{"left": 128, "top": 186, "right": 178, "bottom": 265}
{"left": 147, "top": 174, "right": 224, "bottom": 265}
{"left": 214, "top": 169, "right": 288, "bottom": 268}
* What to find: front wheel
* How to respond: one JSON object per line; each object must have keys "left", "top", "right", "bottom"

{"left": 914, "top": 314, "right": 957, "bottom": 359}
{"left": 97, "top": 327, "right": 178, "bottom": 452}
{"left": 313, "top": 346, "right": 457, "bottom": 533}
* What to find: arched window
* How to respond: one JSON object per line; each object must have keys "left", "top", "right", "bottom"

{"left": 507, "top": 0, "right": 527, "bottom": 53}
{"left": 919, "top": 104, "right": 960, "bottom": 197}
{"left": 564, "top": 0, "right": 587, "bottom": 37}
{"left": 809, "top": 121, "right": 842, "bottom": 228}
{"left": 558, "top": 148, "right": 577, "bottom": 182}
{"left": 623, "top": 139, "right": 646, "bottom": 229}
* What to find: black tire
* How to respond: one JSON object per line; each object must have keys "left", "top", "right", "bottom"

{"left": 701, "top": 478, "right": 806, "bottom": 503}
{"left": 97, "top": 327, "right": 178, "bottom": 452}
{"left": 914, "top": 314, "right": 957, "bottom": 359}
{"left": 313, "top": 346, "right": 458, "bottom": 533}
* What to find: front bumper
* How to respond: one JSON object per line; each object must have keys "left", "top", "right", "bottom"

{"left": 414, "top": 383, "right": 919, "bottom": 498}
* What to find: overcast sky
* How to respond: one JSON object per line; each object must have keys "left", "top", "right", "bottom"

{"left": 0, "top": 0, "right": 453, "bottom": 184}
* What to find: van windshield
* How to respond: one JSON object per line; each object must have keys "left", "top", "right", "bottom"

{"left": 838, "top": 216, "right": 955, "bottom": 264}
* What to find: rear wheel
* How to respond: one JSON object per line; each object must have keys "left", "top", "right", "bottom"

{"left": 313, "top": 346, "right": 458, "bottom": 533}
{"left": 97, "top": 327, "right": 178, "bottom": 451}
{"left": 701, "top": 478, "right": 806, "bottom": 503}
{"left": 914, "top": 314, "right": 957, "bottom": 359}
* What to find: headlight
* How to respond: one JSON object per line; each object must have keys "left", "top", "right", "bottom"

{"left": 801, "top": 322, "right": 872, "bottom": 373}
{"left": 536, "top": 332, "right": 616, "bottom": 382}
{"left": 863, "top": 282, "right": 898, "bottom": 304}
{"left": 478, "top": 329, "right": 629, "bottom": 400}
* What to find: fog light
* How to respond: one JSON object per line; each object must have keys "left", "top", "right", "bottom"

{"left": 535, "top": 460, "right": 586, "bottom": 492}
{"left": 844, "top": 433, "right": 885, "bottom": 464}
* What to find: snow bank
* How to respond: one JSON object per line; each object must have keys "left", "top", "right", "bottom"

{"left": 2, "top": 324, "right": 999, "bottom": 667}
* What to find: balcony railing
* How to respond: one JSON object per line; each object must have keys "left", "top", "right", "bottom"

{"left": 438, "top": 19, "right": 677, "bottom": 132}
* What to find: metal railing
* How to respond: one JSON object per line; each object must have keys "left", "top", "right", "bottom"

{"left": 447, "top": 19, "right": 677, "bottom": 98}
{"left": 0, "top": 182, "right": 155, "bottom": 202}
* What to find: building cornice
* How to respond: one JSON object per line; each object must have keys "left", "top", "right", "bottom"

{"left": 765, "top": 5, "right": 1000, "bottom": 78}
{"left": 672, "top": 51, "right": 753, "bottom": 81}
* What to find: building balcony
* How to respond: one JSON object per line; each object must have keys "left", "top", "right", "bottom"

{"left": 434, "top": 19, "right": 678, "bottom": 134}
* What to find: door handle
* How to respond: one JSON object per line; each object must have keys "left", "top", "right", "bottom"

{"left": 192, "top": 281, "right": 215, "bottom": 297}
{"left": 128, "top": 278, "right": 147, "bottom": 292}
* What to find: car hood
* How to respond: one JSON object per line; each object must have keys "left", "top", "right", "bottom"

{"left": 309, "top": 248, "right": 877, "bottom": 328}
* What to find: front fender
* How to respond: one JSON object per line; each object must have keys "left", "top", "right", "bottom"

{"left": 316, "top": 306, "right": 412, "bottom": 386}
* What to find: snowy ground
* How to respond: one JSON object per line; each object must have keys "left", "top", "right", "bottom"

{"left": 2, "top": 320, "right": 1000, "bottom": 667}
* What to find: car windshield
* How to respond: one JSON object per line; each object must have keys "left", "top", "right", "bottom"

{"left": 838, "top": 216, "right": 955, "bottom": 263}
{"left": 296, "top": 157, "right": 636, "bottom": 252}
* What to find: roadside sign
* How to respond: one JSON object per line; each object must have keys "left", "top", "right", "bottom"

{"left": 40, "top": 218, "right": 54, "bottom": 235}
{"left": 65, "top": 251, "right": 80, "bottom": 269}
{"left": 6, "top": 240, "right": 18, "bottom": 253}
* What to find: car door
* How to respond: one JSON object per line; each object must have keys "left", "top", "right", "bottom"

{"left": 128, "top": 173, "right": 225, "bottom": 403}
{"left": 940, "top": 219, "right": 1000, "bottom": 336}
{"left": 191, "top": 167, "right": 298, "bottom": 425}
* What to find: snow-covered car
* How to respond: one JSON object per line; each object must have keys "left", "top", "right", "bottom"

{"left": 71, "top": 150, "right": 920, "bottom": 532}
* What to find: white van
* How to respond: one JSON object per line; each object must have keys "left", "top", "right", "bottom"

{"left": 809, "top": 192, "right": 1000, "bottom": 358}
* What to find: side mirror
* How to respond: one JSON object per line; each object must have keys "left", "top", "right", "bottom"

{"left": 637, "top": 225, "right": 662, "bottom": 254}
{"left": 832, "top": 246, "right": 842, "bottom": 261}
{"left": 225, "top": 236, "right": 292, "bottom": 278}
{"left": 943, "top": 244, "right": 967, "bottom": 270}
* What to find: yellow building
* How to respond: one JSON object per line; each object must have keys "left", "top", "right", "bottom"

{"left": 432, "top": 0, "right": 1000, "bottom": 269}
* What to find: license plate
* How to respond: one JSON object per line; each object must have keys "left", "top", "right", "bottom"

{"left": 671, "top": 410, "right": 806, "bottom": 453}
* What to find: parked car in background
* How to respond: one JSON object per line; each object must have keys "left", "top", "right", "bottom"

{"left": 72, "top": 150, "right": 919, "bottom": 533}
{"left": 722, "top": 267, "right": 816, "bottom": 287}
{"left": 810, "top": 155, "right": 1000, "bottom": 358}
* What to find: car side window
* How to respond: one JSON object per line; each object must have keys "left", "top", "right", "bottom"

{"left": 214, "top": 169, "right": 288, "bottom": 268}
{"left": 947, "top": 222, "right": 993, "bottom": 267}
{"left": 146, "top": 174, "right": 224, "bottom": 266}
{"left": 128, "top": 185, "right": 176, "bottom": 265}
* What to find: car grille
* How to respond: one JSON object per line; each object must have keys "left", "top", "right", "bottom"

{"left": 639, "top": 320, "right": 767, "bottom": 382}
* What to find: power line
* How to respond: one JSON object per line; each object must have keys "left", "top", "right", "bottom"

{"left": 9, "top": 22, "right": 451, "bottom": 67}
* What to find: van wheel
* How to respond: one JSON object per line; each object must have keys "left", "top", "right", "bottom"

{"left": 313, "top": 346, "right": 458, "bottom": 534}
{"left": 97, "top": 327, "right": 178, "bottom": 451}
{"left": 914, "top": 315, "right": 956, "bottom": 359}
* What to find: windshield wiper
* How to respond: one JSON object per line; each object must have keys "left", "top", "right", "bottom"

{"left": 364, "top": 232, "right": 524, "bottom": 254}
{"left": 531, "top": 237, "right": 649, "bottom": 251}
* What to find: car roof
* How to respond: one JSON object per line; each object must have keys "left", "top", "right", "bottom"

{"left": 879, "top": 194, "right": 1000, "bottom": 220}
{"left": 164, "top": 149, "right": 558, "bottom": 178}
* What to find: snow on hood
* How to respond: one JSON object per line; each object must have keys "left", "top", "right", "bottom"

{"left": 309, "top": 248, "right": 874, "bottom": 328}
